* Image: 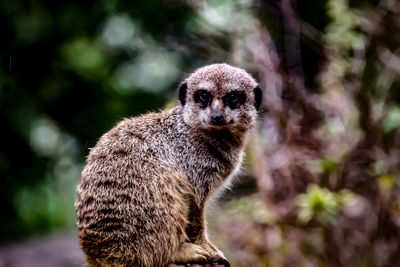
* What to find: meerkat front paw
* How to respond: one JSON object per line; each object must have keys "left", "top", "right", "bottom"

{"left": 171, "top": 242, "right": 210, "bottom": 264}
{"left": 203, "top": 241, "right": 230, "bottom": 266}
{"left": 213, "top": 258, "right": 231, "bottom": 267}
{"left": 207, "top": 250, "right": 230, "bottom": 266}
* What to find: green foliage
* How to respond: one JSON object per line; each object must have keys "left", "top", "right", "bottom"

{"left": 62, "top": 38, "right": 108, "bottom": 79}
{"left": 383, "top": 106, "right": 400, "bottom": 133}
{"left": 297, "top": 184, "right": 353, "bottom": 225}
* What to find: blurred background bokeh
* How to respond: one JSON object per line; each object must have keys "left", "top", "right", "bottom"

{"left": 1, "top": 0, "right": 400, "bottom": 266}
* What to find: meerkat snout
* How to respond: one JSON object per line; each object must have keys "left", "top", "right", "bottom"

{"left": 209, "top": 98, "right": 226, "bottom": 126}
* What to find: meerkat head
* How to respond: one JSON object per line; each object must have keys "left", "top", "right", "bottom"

{"left": 178, "top": 63, "right": 262, "bottom": 132}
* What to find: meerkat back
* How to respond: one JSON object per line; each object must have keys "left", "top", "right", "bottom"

{"left": 75, "top": 63, "right": 262, "bottom": 266}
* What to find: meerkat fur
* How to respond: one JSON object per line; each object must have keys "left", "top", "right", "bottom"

{"left": 75, "top": 63, "right": 262, "bottom": 266}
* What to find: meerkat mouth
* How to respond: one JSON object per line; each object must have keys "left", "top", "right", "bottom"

{"left": 202, "top": 117, "right": 237, "bottom": 129}
{"left": 208, "top": 122, "right": 230, "bottom": 131}
{"left": 210, "top": 120, "right": 226, "bottom": 126}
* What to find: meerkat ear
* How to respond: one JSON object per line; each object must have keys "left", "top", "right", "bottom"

{"left": 254, "top": 86, "right": 262, "bottom": 110}
{"left": 179, "top": 82, "right": 187, "bottom": 106}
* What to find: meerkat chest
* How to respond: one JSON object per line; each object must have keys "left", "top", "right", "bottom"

{"left": 170, "top": 131, "right": 243, "bottom": 184}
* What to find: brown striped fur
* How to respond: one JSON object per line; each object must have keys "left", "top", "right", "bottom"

{"left": 75, "top": 64, "right": 261, "bottom": 266}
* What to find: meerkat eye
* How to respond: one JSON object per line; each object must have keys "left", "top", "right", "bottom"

{"left": 223, "top": 90, "right": 246, "bottom": 109}
{"left": 229, "top": 94, "right": 239, "bottom": 104}
{"left": 199, "top": 92, "right": 209, "bottom": 102}
{"left": 194, "top": 90, "right": 212, "bottom": 108}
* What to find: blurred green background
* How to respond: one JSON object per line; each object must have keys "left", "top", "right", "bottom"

{"left": 1, "top": 0, "right": 400, "bottom": 266}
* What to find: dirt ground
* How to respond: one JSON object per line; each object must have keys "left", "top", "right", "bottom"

{"left": 0, "top": 231, "right": 85, "bottom": 267}
{"left": 0, "top": 233, "right": 228, "bottom": 267}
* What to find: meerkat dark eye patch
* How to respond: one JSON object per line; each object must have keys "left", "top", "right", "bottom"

{"left": 194, "top": 90, "right": 212, "bottom": 108}
{"left": 223, "top": 90, "right": 246, "bottom": 109}
{"left": 254, "top": 86, "right": 262, "bottom": 110}
{"left": 179, "top": 82, "right": 187, "bottom": 105}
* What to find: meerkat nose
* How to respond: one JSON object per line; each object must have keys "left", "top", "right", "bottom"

{"left": 211, "top": 114, "right": 225, "bottom": 125}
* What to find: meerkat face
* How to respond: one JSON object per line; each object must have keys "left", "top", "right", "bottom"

{"left": 179, "top": 64, "right": 262, "bottom": 131}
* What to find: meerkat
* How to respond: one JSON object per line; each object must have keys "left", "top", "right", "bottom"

{"left": 75, "top": 63, "right": 262, "bottom": 266}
